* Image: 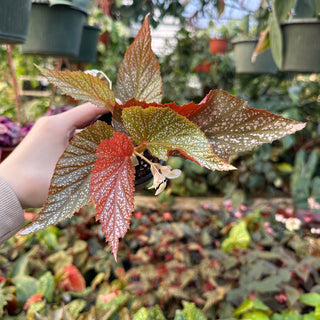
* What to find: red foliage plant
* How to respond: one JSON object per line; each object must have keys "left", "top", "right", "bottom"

{"left": 60, "top": 264, "right": 86, "bottom": 292}
{"left": 21, "top": 15, "right": 306, "bottom": 261}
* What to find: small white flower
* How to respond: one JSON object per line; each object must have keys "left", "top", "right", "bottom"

{"left": 285, "top": 217, "right": 301, "bottom": 232}
{"left": 148, "top": 163, "right": 181, "bottom": 195}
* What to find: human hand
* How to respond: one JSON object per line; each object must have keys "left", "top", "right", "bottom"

{"left": 0, "top": 103, "right": 109, "bottom": 208}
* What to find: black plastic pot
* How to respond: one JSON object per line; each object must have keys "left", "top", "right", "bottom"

{"left": 73, "top": 24, "right": 101, "bottom": 63}
{"left": 0, "top": 0, "right": 32, "bottom": 44}
{"left": 281, "top": 19, "right": 320, "bottom": 73}
{"left": 232, "top": 38, "right": 278, "bottom": 74}
{"left": 22, "top": 3, "right": 85, "bottom": 57}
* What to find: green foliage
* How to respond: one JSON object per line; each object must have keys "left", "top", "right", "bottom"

{"left": 290, "top": 150, "right": 320, "bottom": 212}
{"left": 221, "top": 220, "right": 251, "bottom": 252}
{"left": 2, "top": 198, "right": 320, "bottom": 318}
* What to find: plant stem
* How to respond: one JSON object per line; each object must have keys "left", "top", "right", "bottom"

{"left": 134, "top": 150, "right": 153, "bottom": 166}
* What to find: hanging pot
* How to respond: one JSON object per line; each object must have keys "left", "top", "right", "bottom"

{"left": 73, "top": 24, "right": 101, "bottom": 63}
{"left": 22, "top": 3, "right": 85, "bottom": 57}
{"left": 209, "top": 38, "right": 229, "bottom": 54}
{"left": 232, "top": 38, "right": 278, "bottom": 74}
{"left": 0, "top": 0, "right": 32, "bottom": 44}
{"left": 281, "top": 19, "right": 320, "bottom": 73}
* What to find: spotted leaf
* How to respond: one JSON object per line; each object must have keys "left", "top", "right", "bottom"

{"left": 115, "top": 15, "right": 162, "bottom": 104}
{"left": 188, "top": 90, "right": 306, "bottom": 160}
{"left": 38, "top": 67, "right": 115, "bottom": 111}
{"left": 21, "top": 121, "right": 114, "bottom": 235}
{"left": 90, "top": 132, "right": 135, "bottom": 260}
{"left": 122, "top": 106, "right": 235, "bottom": 172}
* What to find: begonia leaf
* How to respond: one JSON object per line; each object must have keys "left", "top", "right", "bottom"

{"left": 38, "top": 67, "right": 115, "bottom": 111}
{"left": 187, "top": 90, "right": 306, "bottom": 161}
{"left": 115, "top": 15, "right": 162, "bottom": 104}
{"left": 21, "top": 121, "right": 113, "bottom": 235}
{"left": 112, "top": 97, "right": 195, "bottom": 123}
{"left": 122, "top": 106, "right": 235, "bottom": 172}
{"left": 90, "top": 132, "right": 135, "bottom": 260}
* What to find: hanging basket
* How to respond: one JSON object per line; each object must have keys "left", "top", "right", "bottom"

{"left": 209, "top": 38, "right": 229, "bottom": 54}
{"left": 281, "top": 19, "right": 320, "bottom": 73}
{"left": 232, "top": 38, "right": 278, "bottom": 74}
{"left": 73, "top": 24, "right": 101, "bottom": 63}
{"left": 0, "top": 0, "right": 32, "bottom": 44}
{"left": 21, "top": 3, "right": 85, "bottom": 58}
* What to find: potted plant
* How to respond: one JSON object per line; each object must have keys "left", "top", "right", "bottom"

{"left": 20, "top": 15, "right": 305, "bottom": 260}
{"left": 209, "top": 20, "right": 240, "bottom": 54}
{"left": 232, "top": 9, "right": 278, "bottom": 74}
{"left": 268, "top": 0, "right": 320, "bottom": 72}
{"left": 0, "top": 0, "right": 32, "bottom": 44}
{"left": 22, "top": 0, "right": 90, "bottom": 58}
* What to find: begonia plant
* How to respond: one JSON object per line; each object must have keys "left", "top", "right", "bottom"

{"left": 21, "top": 15, "right": 305, "bottom": 260}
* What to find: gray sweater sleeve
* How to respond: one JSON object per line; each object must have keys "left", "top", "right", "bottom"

{"left": 0, "top": 178, "right": 25, "bottom": 243}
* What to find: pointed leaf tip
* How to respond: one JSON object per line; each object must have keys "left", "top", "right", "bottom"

{"left": 90, "top": 132, "right": 135, "bottom": 260}
{"left": 38, "top": 67, "right": 115, "bottom": 111}
{"left": 188, "top": 90, "right": 306, "bottom": 160}
{"left": 115, "top": 14, "right": 162, "bottom": 104}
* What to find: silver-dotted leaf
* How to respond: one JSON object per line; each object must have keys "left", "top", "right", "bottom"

{"left": 115, "top": 15, "right": 162, "bottom": 104}
{"left": 122, "top": 106, "right": 235, "bottom": 172}
{"left": 38, "top": 67, "right": 115, "bottom": 111}
{"left": 21, "top": 121, "right": 113, "bottom": 235}
{"left": 188, "top": 90, "right": 306, "bottom": 161}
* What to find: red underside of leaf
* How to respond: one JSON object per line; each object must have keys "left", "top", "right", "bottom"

{"left": 90, "top": 132, "right": 135, "bottom": 260}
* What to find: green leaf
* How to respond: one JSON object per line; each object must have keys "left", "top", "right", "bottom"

{"left": 21, "top": 121, "right": 113, "bottom": 235}
{"left": 174, "top": 311, "right": 188, "bottom": 320}
{"left": 67, "top": 299, "right": 86, "bottom": 318}
{"left": 221, "top": 220, "right": 250, "bottom": 252}
{"left": 148, "top": 305, "right": 167, "bottom": 320}
{"left": 133, "top": 307, "right": 149, "bottom": 320}
{"left": 234, "top": 299, "right": 254, "bottom": 316}
{"left": 181, "top": 301, "right": 207, "bottom": 320}
{"left": 122, "top": 106, "right": 235, "bottom": 172}
{"left": 38, "top": 67, "right": 115, "bottom": 111}
{"left": 300, "top": 293, "right": 320, "bottom": 307}
{"left": 269, "top": 9, "right": 283, "bottom": 69}
{"left": 90, "top": 132, "right": 135, "bottom": 260}
{"left": 13, "top": 276, "right": 38, "bottom": 306}
{"left": 188, "top": 90, "right": 305, "bottom": 160}
{"left": 274, "top": 0, "right": 296, "bottom": 21}
{"left": 39, "top": 272, "right": 54, "bottom": 302}
{"left": 242, "top": 310, "right": 270, "bottom": 320}
{"left": 115, "top": 15, "right": 162, "bottom": 103}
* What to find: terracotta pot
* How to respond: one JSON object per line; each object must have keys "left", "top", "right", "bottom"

{"left": 209, "top": 38, "right": 229, "bottom": 54}
{"left": 195, "top": 61, "right": 212, "bottom": 73}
